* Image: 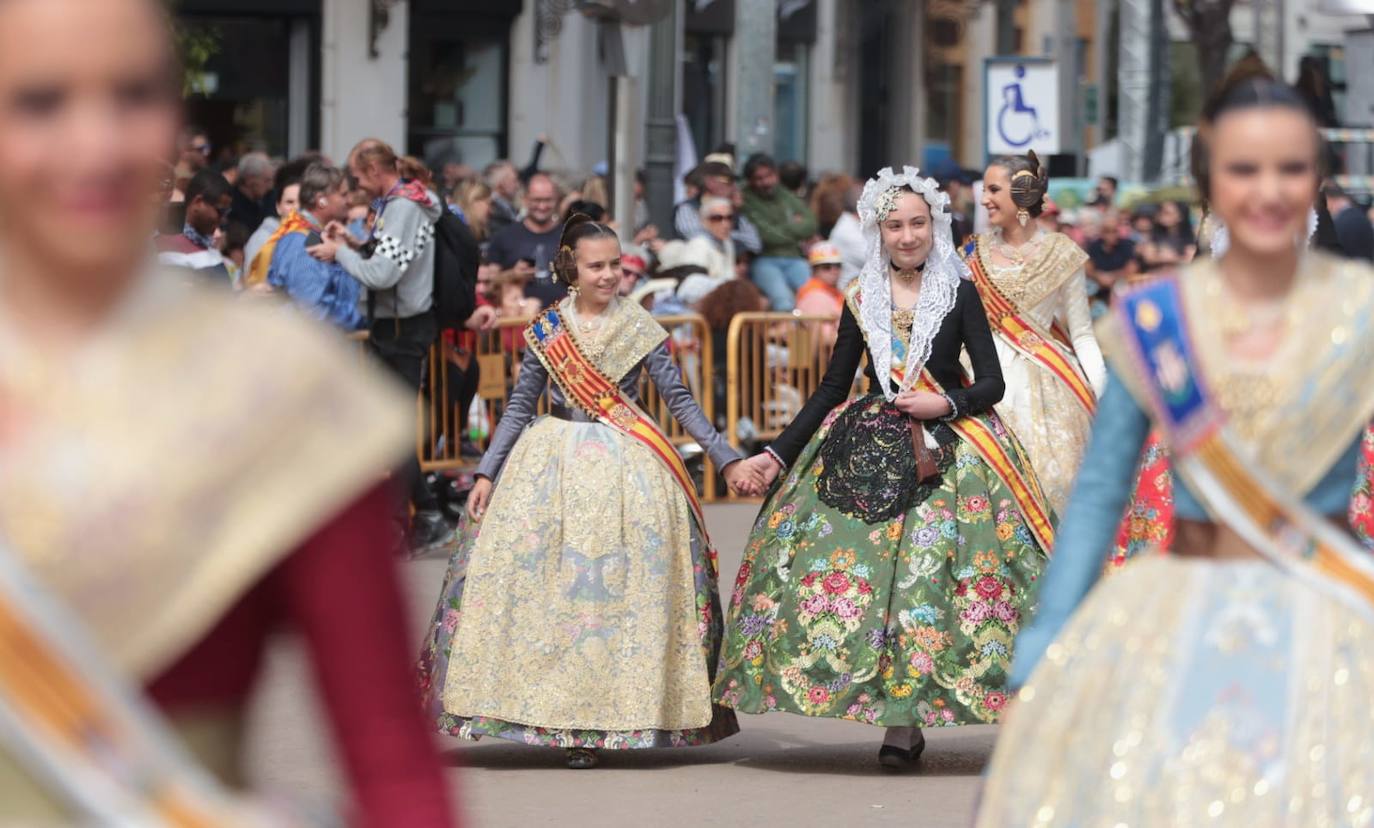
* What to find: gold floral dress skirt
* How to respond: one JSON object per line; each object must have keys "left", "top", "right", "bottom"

{"left": 417, "top": 415, "right": 738, "bottom": 748}
{"left": 977, "top": 555, "right": 1374, "bottom": 826}
{"left": 993, "top": 334, "right": 1095, "bottom": 516}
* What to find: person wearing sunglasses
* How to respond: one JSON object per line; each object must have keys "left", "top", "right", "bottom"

{"left": 178, "top": 125, "right": 211, "bottom": 170}
{"left": 618, "top": 248, "right": 649, "bottom": 296}
{"left": 155, "top": 167, "right": 232, "bottom": 283}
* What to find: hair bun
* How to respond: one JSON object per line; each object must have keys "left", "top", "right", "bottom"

{"left": 1192, "top": 52, "right": 1317, "bottom": 207}
{"left": 1010, "top": 151, "right": 1049, "bottom": 211}
{"left": 1203, "top": 53, "right": 1277, "bottom": 120}
{"left": 554, "top": 213, "right": 617, "bottom": 285}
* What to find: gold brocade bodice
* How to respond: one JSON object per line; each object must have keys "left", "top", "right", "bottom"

{"left": 1101, "top": 253, "right": 1374, "bottom": 496}
{"left": 0, "top": 275, "right": 412, "bottom": 679}
{"left": 557, "top": 296, "right": 668, "bottom": 381}
{"left": 974, "top": 231, "right": 1088, "bottom": 313}
{"left": 892, "top": 308, "right": 915, "bottom": 347}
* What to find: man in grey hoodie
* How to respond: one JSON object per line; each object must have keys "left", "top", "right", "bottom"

{"left": 309, "top": 138, "right": 450, "bottom": 553}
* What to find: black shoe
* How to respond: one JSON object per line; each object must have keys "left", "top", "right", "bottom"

{"left": 409, "top": 510, "right": 454, "bottom": 556}
{"left": 878, "top": 732, "right": 926, "bottom": 770}
{"left": 437, "top": 478, "right": 468, "bottom": 523}
{"left": 566, "top": 747, "right": 599, "bottom": 769}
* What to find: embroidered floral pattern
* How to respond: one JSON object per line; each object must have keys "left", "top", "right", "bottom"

{"left": 1351, "top": 422, "right": 1374, "bottom": 548}
{"left": 416, "top": 420, "right": 738, "bottom": 749}
{"left": 715, "top": 394, "right": 1046, "bottom": 727}
{"left": 1113, "top": 432, "right": 1174, "bottom": 567}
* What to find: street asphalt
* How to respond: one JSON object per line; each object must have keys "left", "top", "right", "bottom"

{"left": 245, "top": 503, "right": 991, "bottom": 826}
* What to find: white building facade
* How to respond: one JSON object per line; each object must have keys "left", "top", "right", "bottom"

{"left": 176, "top": 0, "right": 921, "bottom": 180}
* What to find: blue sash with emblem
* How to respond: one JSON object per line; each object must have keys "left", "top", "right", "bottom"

{"left": 1113, "top": 275, "right": 1374, "bottom": 617}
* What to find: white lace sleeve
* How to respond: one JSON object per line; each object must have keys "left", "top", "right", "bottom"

{"left": 1058, "top": 269, "right": 1106, "bottom": 396}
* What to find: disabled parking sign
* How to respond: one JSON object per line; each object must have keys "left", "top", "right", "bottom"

{"left": 985, "top": 58, "right": 1060, "bottom": 158}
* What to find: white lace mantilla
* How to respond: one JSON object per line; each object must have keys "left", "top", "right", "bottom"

{"left": 854, "top": 166, "right": 967, "bottom": 399}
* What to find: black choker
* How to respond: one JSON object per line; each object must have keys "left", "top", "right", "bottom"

{"left": 891, "top": 261, "right": 926, "bottom": 283}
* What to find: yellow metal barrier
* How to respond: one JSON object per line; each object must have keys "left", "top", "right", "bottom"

{"left": 724, "top": 312, "right": 844, "bottom": 497}
{"left": 418, "top": 318, "right": 533, "bottom": 473}
{"left": 417, "top": 314, "right": 720, "bottom": 502}
{"left": 639, "top": 314, "right": 719, "bottom": 500}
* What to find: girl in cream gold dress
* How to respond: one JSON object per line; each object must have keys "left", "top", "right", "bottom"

{"left": 417, "top": 215, "right": 760, "bottom": 769}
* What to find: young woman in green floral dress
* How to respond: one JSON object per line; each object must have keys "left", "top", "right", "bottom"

{"left": 714, "top": 167, "right": 1054, "bottom": 768}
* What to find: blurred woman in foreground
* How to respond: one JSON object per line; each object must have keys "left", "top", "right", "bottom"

{"left": 978, "top": 65, "right": 1374, "bottom": 825}
{"left": 0, "top": 0, "right": 455, "bottom": 823}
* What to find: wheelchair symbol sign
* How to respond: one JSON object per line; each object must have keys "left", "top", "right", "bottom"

{"left": 986, "top": 60, "right": 1060, "bottom": 156}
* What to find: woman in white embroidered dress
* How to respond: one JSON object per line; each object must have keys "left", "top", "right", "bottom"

{"left": 966, "top": 152, "right": 1107, "bottom": 513}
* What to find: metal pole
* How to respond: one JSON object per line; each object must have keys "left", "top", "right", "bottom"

{"left": 996, "top": 0, "right": 1017, "bottom": 55}
{"left": 1117, "top": 0, "right": 1150, "bottom": 180}
{"left": 734, "top": 0, "right": 778, "bottom": 157}
{"left": 1143, "top": 0, "right": 1169, "bottom": 180}
{"left": 643, "top": 0, "right": 680, "bottom": 234}
{"left": 1055, "top": 0, "right": 1080, "bottom": 170}
{"left": 610, "top": 75, "right": 640, "bottom": 238}
{"left": 1091, "top": 0, "right": 1110, "bottom": 146}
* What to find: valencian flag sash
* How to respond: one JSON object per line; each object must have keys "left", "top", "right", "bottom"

{"left": 963, "top": 241, "right": 1097, "bottom": 414}
{"left": 525, "top": 309, "right": 714, "bottom": 546}
{"left": 1115, "top": 275, "right": 1374, "bottom": 616}
{"left": 243, "top": 212, "right": 315, "bottom": 290}
{"left": 892, "top": 356, "right": 1056, "bottom": 555}
{"left": 0, "top": 542, "right": 288, "bottom": 826}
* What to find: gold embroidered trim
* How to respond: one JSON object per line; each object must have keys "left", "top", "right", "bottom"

{"left": 973, "top": 231, "right": 1088, "bottom": 313}
{"left": 558, "top": 297, "right": 668, "bottom": 383}
{"left": 1103, "top": 253, "right": 1374, "bottom": 495}
{"left": 0, "top": 282, "right": 412, "bottom": 678}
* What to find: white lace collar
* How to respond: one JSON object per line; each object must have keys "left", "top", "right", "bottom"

{"left": 854, "top": 166, "right": 967, "bottom": 400}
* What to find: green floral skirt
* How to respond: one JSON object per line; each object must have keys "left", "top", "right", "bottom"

{"left": 714, "top": 394, "right": 1049, "bottom": 728}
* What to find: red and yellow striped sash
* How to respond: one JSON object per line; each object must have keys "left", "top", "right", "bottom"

{"left": 906, "top": 367, "right": 1056, "bottom": 555}
{"left": 966, "top": 253, "right": 1097, "bottom": 414}
{"left": 243, "top": 211, "right": 314, "bottom": 289}
{"left": 1116, "top": 276, "right": 1374, "bottom": 615}
{"left": 525, "top": 310, "right": 712, "bottom": 545}
{"left": 0, "top": 552, "right": 261, "bottom": 824}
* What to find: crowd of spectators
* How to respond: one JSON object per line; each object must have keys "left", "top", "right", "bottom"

{"left": 157, "top": 125, "right": 1374, "bottom": 548}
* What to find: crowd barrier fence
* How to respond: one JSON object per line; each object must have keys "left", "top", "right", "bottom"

{"left": 723, "top": 312, "right": 845, "bottom": 500}
{"left": 415, "top": 313, "right": 723, "bottom": 500}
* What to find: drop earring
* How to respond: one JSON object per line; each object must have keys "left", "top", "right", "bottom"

{"left": 1017, "top": 209, "right": 1030, "bottom": 227}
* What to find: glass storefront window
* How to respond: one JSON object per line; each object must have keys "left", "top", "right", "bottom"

{"left": 181, "top": 17, "right": 296, "bottom": 160}
{"left": 774, "top": 41, "right": 809, "bottom": 163}
{"left": 683, "top": 34, "right": 728, "bottom": 158}
{"left": 409, "top": 32, "right": 508, "bottom": 172}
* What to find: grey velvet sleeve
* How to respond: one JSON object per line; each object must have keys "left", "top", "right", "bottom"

{"left": 475, "top": 347, "right": 548, "bottom": 481}
{"left": 644, "top": 343, "right": 743, "bottom": 470}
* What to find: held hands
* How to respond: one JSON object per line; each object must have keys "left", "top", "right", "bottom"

{"left": 466, "top": 477, "right": 493, "bottom": 521}
{"left": 893, "top": 391, "right": 952, "bottom": 421}
{"left": 722, "top": 459, "right": 765, "bottom": 497}
{"left": 724, "top": 453, "right": 782, "bottom": 497}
